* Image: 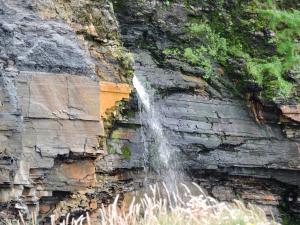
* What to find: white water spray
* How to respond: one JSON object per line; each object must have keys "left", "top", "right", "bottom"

{"left": 132, "top": 76, "right": 151, "bottom": 111}
{"left": 133, "top": 75, "right": 174, "bottom": 173}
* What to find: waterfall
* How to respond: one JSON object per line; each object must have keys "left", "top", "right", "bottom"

{"left": 133, "top": 75, "right": 182, "bottom": 184}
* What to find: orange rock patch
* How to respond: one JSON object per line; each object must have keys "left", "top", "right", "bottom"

{"left": 48, "top": 160, "right": 96, "bottom": 189}
{"left": 99, "top": 82, "right": 132, "bottom": 118}
{"left": 60, "top": 160, "right": 96, "bottom": 184}
{"left": 280, "top": 105, "right": 300, "bottom": 122}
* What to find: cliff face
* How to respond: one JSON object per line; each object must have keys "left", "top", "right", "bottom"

{"left": 0, "top": 0, "right": 300, "bottom": 223}
{"left": 0, "top": 0, "right": 137, "bottom": 222}
{"left": 114, "top": 0, "right": 300, "bottom": 219}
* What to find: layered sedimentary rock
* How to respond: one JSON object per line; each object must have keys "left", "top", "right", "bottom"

{"left": 0, "top": 10, "right": 103, "bottom": 215}
{"left": 123, "top": 51, "right": 300, "bottom": 217}
{"left": 281, "top": 105, "right": 300, "bottom": 123}
{"left": 0, "top": 0, "right": 136, "bottom": 222}
{"left": 114, "top": 0, "right": 300, "bottom": 219}
{"left": 99, "top": 82, "right": 131, "bottom": 118}
{"left": 1, "top": 0, "right": 300, "bottom": 223}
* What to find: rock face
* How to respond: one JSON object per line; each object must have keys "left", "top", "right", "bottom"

{"left": 1, "top": 0, "right": 300, "bottom": 223}
{"left": 114, "top": 0, "right": 300, "bottom": 219}
{"left": 281, "top": 105, "right": 300, "bottom": 123}
{"left": 0, "top": 0, "right": 136, "bottom": 222}
{"left": 0, "top": 0, "right": 102, "bottom": 218}
{"left": 126, "top": 51, "right": 300, "bottom": 217}
{"left": 99, "top": 82, "right": 131, "bottom": 118}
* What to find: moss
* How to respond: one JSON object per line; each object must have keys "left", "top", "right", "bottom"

{"left": 111, "top": 130, "right": 122, "bottom": 139}
{"left": 163, "top": 22, "right": 228, "bottom": 80}
{"left": 107, "top": 144, "right": 117, "bottom": 154}
{"left": 162, "top": 48, "right": 180, "bottom": 57}
{"left": 280, "top": 202, "right": 300, "bottom": 225}
{"left": 186, "top": 22, "right": 228, "bottom": 64}
{"left": 118, "top": 51, "right": 135, "bottom": 80}
{"left": 126, "top": 109, "right": 136, "bottom": 118}
{"left": 121, "top": 145, "right": 131, "bottom": 160}
{"left": 240, "top": 3, "right": 299, "bottom": 99}
{"left": 228, "top": 1, "right": 298, "bottom": 100}
{"left": 183, "top": 47, "right": 214, "bottom": 80}
{"left": 163, "top": 0, "right": 299, "bottom": 100}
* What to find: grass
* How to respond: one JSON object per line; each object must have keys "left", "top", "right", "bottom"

{"left": 226, "top": 1, "right": 299, "bottom": 100}
{"left": 8, "top": 183, "right": 280, "bottom": 225}
{"left": 121, "top": 145, "right": 131, "bottom": 160}
{"left": 163, "top": 22, "right": 227, "bottom": 80}
{"left": 162, "top": 0, "right": 299, "bottom": 100}
{"left": 7, "top": 212, "right": 92, "bottom": 225}
{"left": 99, "top": 183, "right": 280, "bottom": 225}
{"left": 242, "top": 3, "right": 300, "bottom": 99}
{"left": 183, "top": 22, "right": 228, "bottom": 80}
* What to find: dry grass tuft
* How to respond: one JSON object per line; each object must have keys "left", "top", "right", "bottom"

{"left": 99, "top": 183, "right": 280, "bottom": 225}
{"left": 8, "top": 183, "right": 280, "bottom": 225}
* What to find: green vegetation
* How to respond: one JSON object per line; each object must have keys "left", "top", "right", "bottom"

{"left": 107, "top": 142, "right": 132, "bottom": 160}
{"left": 118, "top": 51, "right": 135, "bottom": 80}
{"left": 280, "top": 202, "right": 299, "bottom": 225}
{"left": 163, "top": 0, "right": 299, "bottom": 100}
{"left": 232, "top": 3, "right": 300, "bottom": 99}
{"left": 185, "top": 22, "right": 227, "bottom": 79}
{"left": 162, "top": 48, "right": 180, "bottom": 56}
{"left": 163, "top": 22, "right": 227, "bottom": 80}
{"left": 121, "top": 145, "right": 131, "bottom": 160}
{"left": 183, "top": 47, "right": 214, "bottom": 80}
{"left": 111, "top": 130, "right": 122, "bottom": 139}
{"left": 107, "top": 144, "right": 117, "bottom": 154}
{"left": 187, "top": 22, "right": 228, "bottom": 64}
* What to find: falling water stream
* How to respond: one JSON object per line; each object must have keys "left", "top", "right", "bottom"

{"left": 133, "top": 75, "right": 183, "bottom": 186}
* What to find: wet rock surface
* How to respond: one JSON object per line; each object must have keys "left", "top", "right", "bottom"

{"left": 115, "top": 0, "right": 300, "bottom": 220}
{"left": 130, "top": 52, "right": 300, "bottom": 216}
{"left": 131, "top": 48, "right": 300, "bottom": 185}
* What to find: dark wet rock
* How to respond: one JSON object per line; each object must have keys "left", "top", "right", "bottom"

{"left": 114, "top": 0, "right": 300, "bottom": 219}
{"left": 0, "top": 1, "right": 95, "bottom": 76}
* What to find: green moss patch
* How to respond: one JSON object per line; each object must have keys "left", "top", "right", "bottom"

{"left": 121, "top": 145, "right": 131, "bottom": 160}
{"left": 162, "top": 0, "right": 299, "bottom": 101}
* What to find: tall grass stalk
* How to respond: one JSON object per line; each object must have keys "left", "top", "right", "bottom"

{"left": 9, "top": 183, "right": 280, "bottom": 225}
{"left": 99, "top": 183, "right": 280, "bottom": 225}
